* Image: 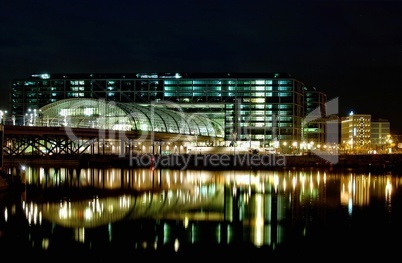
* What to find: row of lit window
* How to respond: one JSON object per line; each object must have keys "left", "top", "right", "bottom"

{"left": 14, "top": 80, "right": 295, "bottom": 87}
{"left": 163, "top": 86, "right": 293, "bottom": 91}
{"left": 15, "top": 85, "right": 295, "bottom": 94}
{"left": 164, "top": 80, "right": 293, "bottom": 85}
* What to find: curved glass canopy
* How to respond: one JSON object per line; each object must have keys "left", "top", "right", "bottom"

{"left": 38, "top": 98, "right": 224, "bottom": 137}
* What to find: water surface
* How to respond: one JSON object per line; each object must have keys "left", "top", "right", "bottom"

{"left": 1, "top": 166, "right": 401, "bottom": 261}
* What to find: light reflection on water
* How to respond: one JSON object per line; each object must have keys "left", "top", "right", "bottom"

{"left": 1, "top": 166, "right": 402, "bottom": 260}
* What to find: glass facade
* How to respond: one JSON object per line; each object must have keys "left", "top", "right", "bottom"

{"left": 9, "top": 72, "right": 327, "bottom": 147}
{"left": 302, "top": 86, "right": 328, "bottom": 144}
{"left": 33, "top": 98, "right": 223, "bottom": 138}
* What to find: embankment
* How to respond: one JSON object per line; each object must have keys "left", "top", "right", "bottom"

{"left": 4, "top": 153, "right": 402, "bottom": 172}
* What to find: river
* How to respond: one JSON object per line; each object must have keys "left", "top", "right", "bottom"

{"left": 1, "top": 165, "right": 401, "bottom": 261}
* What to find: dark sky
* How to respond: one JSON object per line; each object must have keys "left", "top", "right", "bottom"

{"left": 1, "top": 0, "right": 402, "bottom": 133}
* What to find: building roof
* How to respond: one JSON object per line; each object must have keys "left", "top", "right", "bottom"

{"left": 22, "top": 72, "right": 295, "bottom": 80}
{"left": 38, "top": 98, "right": 224, "bottom": 138}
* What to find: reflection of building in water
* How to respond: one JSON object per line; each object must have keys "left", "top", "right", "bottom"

{"left": 340, "top": 174, "right": 393, "bottom": 213}
{"left": 10, "top": 167, "right": 399, "bottom": 253}
{"left": 340, "top": 174, "right": 371, "bottom": 208}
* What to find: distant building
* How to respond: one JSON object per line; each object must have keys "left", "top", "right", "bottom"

{"left": 9, "top": 72, "right": 330, "bottom": 149}
{"left": 341, "top": 112, "right": 371, "bottom": 153}
{"left": 341, "top": 112, "right": 391, "bottom": 153}
{"left": 371, "top": 118, "right": 391, "bottom": 146}
{"left": 301, "top": 86, "right": 328, "bottom": 145}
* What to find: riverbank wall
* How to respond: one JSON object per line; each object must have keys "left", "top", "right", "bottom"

{"left": 4, "top": 153, "right": 402, "bottom": 172}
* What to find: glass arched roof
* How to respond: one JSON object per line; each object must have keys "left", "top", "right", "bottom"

{"left": 38, "top": 98, "right": 224, "bottom": 137}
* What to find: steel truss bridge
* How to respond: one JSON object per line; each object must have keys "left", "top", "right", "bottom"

{"left": 1, "top": 125, "right": 213, "bottom": 158}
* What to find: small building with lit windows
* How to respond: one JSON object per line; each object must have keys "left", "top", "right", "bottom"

{"left": 9, "top": 72, "right": 330, "bottom": 151}
{"left": 341, "top": 112, "right": 372, "bottom": 153}
{"left": 371, "top": 118, "right": 391, "bottom": 153}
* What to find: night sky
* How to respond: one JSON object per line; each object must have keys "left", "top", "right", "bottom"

{"left": 1, "top": 0, "right": 402, "bottom": 133}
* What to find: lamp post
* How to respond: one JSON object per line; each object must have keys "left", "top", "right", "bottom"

{"left": 249, "top": 125, "right": 252, "bottom": 148}
{"left": 231, "top": 131, "right": 237, "bottom": 155}
{"left": 0, "top": 110, "right": 4, "bottom": 124}
{"left": 25, "top": 108, "right": 37, "bottom": 126}
{"left": 192, "top": 130, "right": 199, "bottom": 154}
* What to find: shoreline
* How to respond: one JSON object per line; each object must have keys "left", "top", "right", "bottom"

{"left": 3, "top": 153, "right": 402, "bottom": 172}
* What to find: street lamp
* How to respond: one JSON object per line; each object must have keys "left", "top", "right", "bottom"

{"left": 192, "top": 130, "right": 199, "bottom": 154}
{"left": 0, "top": 110, "right": 6, "bottom": 124}
{"left": 292, "top": 141, "right": 298, "bottom": 155}
{"left": 24, "top": 108, "right": 39, "bottom": 126}
{"left": 249, "top": 125, "right": 252, "bottom": 148}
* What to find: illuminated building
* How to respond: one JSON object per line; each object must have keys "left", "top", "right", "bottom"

{"left": 341, "top": 112, "right": 371, "bottom": 153}
{"left": 9, "top": 72, "right": 329, "bottom": 148}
